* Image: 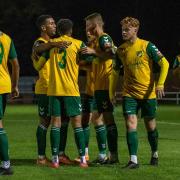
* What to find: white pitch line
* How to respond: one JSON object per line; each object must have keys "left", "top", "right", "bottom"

{"left": 5, "top": 118, "right": 180, "bottom": 126}
{"left": 115, "top": 119, "right": 180, "bottom": 126}
{"left": 157, "top": 121, "right": 180, "bottom": 126}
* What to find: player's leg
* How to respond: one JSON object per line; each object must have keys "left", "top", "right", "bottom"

{"left": 36, "top": 94, "right": 51, "bottom": 165}
{"left": 49, "top": 96, "right": 61, "bottom": 168}
{"left": 74, "top": 111, "right": 91, "bottom": 163}
{"left": 95, "top": 90, "right": 118, "bottom": 164}
{"left": 123, "top": 96, "right": 139, "bottom": 169}
{"left": 81, "top": 94, "right": 93, "bottom": 161}
{"left": 143, "top": 99, "right": 159, "bottom": 166}
{"left": 82, "top": 112, "right": 91, "bottom": 161}
{"left": 0, "top": 94, "right": 13, "bottom": 175}
{"left": 59, "top": 114, "right": 72, "bottom": 165}
{"left": 91, "top": 97, "right": 108, "bottom": 164}
{"left": 65, "top": 96, "right": 88, "bottom": 168}
{"left": 103, "top": 112, "right": 119, "bottom": 164}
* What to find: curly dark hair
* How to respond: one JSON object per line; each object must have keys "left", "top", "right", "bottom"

{"left": 36, "top": 14, "right": 53, "bottom": 31}
{"left": 57, "top": 19, "right": 73, "bottom": 35}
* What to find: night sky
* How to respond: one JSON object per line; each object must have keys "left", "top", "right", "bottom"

{"left": 0, "top": 0, "right": 179, "bottom": 75}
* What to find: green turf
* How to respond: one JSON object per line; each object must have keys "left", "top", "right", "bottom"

{"left": 0, "top": 104, "right": 180, "bottom": 180}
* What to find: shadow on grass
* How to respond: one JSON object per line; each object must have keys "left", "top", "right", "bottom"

{"left": 11, "top": 159, "right": 35, "bottom": 166}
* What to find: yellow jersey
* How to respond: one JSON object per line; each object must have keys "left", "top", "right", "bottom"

{"left": 46, "top": 35, "right": 84, "bottom": 96}
{"left": 92, "top": 33, "right": 114, "bottom": 91}
{"left": 0, "top": 32, "right": 17, "bottom": 94}
{"left": 116, "top": 38, "right": 163, "bottom": 99}
{"left": 32, "top": 37, "right": 50, "bottom": 94}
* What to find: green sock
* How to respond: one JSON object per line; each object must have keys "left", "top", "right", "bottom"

{"left": 0, "top": 128, "right": 9, "bottom": 161}
{"left": 148, "top": 129, "right": 159, "bottom": 153}
{"left": 36, "top": 125, "right": 47, "bottom": 156}
{"left": 106, "top": 123, "right": 118, "bottom": 153}
{"left": 50, "top": 126, "right": 60, "bottom": 156}
{"left": 74, "top": 127, "right": 85, "bottom": 156}
{"left": 59, "top": 122, "right": 69, "bottom": 154}
{"left": 95, "top": 125, "right": 107, "bottom": 154}
{"left": 127, "top": 130, "right": 138, "bottom": 155}
{"left": 83, "top": 125, "right": 90, "bottom": 149}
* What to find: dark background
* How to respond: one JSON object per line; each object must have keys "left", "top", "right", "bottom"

{"left": 0, "top": 0, "right": 179, "bottom": 76}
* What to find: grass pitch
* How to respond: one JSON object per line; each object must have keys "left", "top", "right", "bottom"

{"left": 1, "top": 104, "right": 180, "bottom": 180}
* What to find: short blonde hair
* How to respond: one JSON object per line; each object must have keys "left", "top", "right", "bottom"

{"left": 85, "top": 12, "right": 104, "bottom": 26}
{"left": 120, "top": 17, "right": 140, "bottom": 28}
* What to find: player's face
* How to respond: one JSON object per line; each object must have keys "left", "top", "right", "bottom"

{"left": 86, "top": 31, "right": 95, "bottom": 42}
{"left": 44, "top": 18, "right": 56, "bottom": 37}
{"left": 86, "top": 20, "right": 97, "bottom": 36}
{"left": 121, "top": 25, "right": 137, "bottom": 41}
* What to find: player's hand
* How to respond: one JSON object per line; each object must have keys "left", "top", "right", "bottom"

{"left": 109, "top": 92, "right": 117, "bottom": 106}
{"left": 111, "top": 96, "right": 117, "bottom": 106}
{"left": 11, "top": 86, "right": 19, "bottom": 99}
{"left": 80, "top": 47, "right": 96, "bottom": 55}
{"left": 54, "top": 41, "right": 72, "bottom": 50}
{"left": 156, "top": 86, "right": 165, "bottom": 99}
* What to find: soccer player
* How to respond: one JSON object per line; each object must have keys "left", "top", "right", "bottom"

{"left": 109, "top": 17, "right": 169, "bottom": 168}
{"left": 0, "top": 31, "right": 20, "bottom": 175}
{"left": 32, "top": 14, "right": 72, "bottom": 166}
{"left": 75, "top": 31, "right": 105, "bottom": 163}
{"left": 76, "top": 32, "right": 95, "bottom": 162}
{"left": 81, "top": 13, "right": 119, "bottom": 164}
{"left": 40, "top": 18, "right": 88, "bottom": 168}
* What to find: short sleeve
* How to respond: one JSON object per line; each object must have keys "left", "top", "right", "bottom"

{"left": 146, "top": 42, "right": 163, "bottom": 62}
{"left": 99, "top": 35, "right": 113, "bottom": 51}
{"left": 9, "top": 40, "right": 17, "bottom": 60}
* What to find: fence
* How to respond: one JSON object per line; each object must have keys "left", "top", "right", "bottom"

{"left": 115, "top": 92, "right": 180, "bottom": 105}
{"left": 8, "top": 91, "right": 180, "bottom": 105}
{"left": 7, "top": 76, "right": 180, "bottom": 104}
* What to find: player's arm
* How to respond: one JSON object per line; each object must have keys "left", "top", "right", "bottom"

{"left": 80, "top": 35, "right": 116, "bottom": 61}
{"left": 31, "top": 40, "right": 46, "bottom": 71}
{"left": 9, "top": 40, "right": 20, "bottom": 98}
{"left": 32, "top": 41, "right": 50, "bottom": 71}
{"left": 32, "top": 40, "right": 71, "bottom": 71}
{"left": 98, "top": 34, "right": 117, "bottom": 59}
{"left": 78, "top": 42, "right": 97, "bottom": 65}
{"left": 109, "top": 53, "right": 122, "bottom": 104}
{"left": 33, "top": 40, "right": 71, "bottom": 55}
{"left": 33, "top": 51, "right": 50, "bottom": 71}
{"left": 147, "top": 42, "right": 169, "bottom": 99}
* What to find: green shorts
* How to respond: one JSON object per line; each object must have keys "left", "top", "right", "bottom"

{"left": 0, "top": 94, "right": 7, "bottom": 119}
{"left": 81, "top": 93, "right": 94, "bottom": 113}
{"left": 94, "top": 90, "right": 113, "bottom": 113}
{"left": 49, "top": 96, "right": 82, "bottom": 117}
{"left": 122, "top": 96, "right": 157, "bottom": 119}
{"left": 37, "top": 94, "right": 50, "bottom": 118}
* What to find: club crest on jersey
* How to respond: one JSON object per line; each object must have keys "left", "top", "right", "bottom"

{"left": 136, "top": 51, "right": 143, "bottom": 57}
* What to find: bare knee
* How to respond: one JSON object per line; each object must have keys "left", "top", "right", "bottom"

{"left": 125, "top": 114, "right": 138, "bottom": 131}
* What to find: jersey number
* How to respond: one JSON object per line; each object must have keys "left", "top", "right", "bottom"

{"left": 58, "top": 49, "right": 67, "bottom": 69}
